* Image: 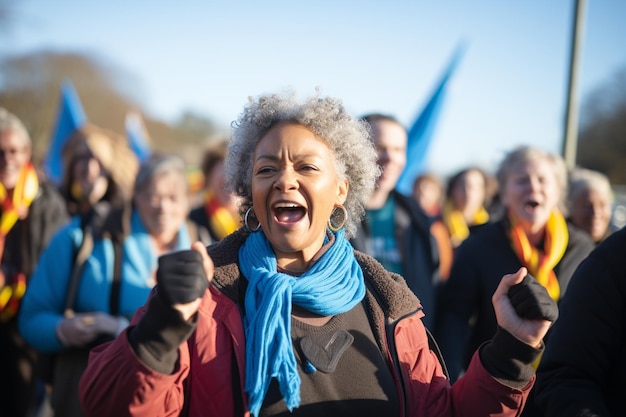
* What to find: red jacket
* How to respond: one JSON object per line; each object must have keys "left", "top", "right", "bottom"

{"left": 80, "top": 230, "right": 533, "bottom": 417}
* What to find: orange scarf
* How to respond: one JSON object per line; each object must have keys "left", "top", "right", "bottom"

{"left": 0, "top": 162, "right": 39, "bottom": 236}
{"left": 430, "top": 219, "right": 453, "bottom": 280}
{"left": 0, "top": 162, "right": 39, "bottom": 322}
{"left": 203, "top": 189, "right": 239, "bottom": 240}
{"left": 443, "top": 200, "right": 490, "bottom": 247}
{"left": 508, "top": 210, "right": 568, "bottom": 302}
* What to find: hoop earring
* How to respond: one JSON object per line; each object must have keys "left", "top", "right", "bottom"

{"left": 244, "top": 207, "right": 261, "bottom": 232}
{"left": 327, "top": 205, "right": 347, "bottom": 232}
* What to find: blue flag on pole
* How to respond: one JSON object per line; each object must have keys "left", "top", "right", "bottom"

{"left": 396, "top": 43, "right": 466, "bottom": 196}
{"left": 125, "top": 112, "right": 152, "bottom": 162}
{"left": 44, "top": 80, "right": 87, "bottom": 184}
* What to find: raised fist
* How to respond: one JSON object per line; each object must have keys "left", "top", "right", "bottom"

{"left": 156, "top": 249, "right": 209, "bottom": 307}
{"left": 508, "top": 274, "right": 558, "bottom": 322}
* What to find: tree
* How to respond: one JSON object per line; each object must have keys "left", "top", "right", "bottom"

{"left": 576, "top": 67, "right": 626, "bottom": 185}
{"left": 0, "top": 51, "right": 218, "bottom": 165}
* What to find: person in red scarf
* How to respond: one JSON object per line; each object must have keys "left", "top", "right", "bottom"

{"left": 435, "top": 145, "right": 595, "bottom": 416}
{"left": 0, "top": 108, "right": 69, "bottom": 417}
{"left": 189, "top": 137, "right": 242, "bottom": 243}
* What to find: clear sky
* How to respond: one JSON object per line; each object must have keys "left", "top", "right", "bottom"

{"left": 3, "top": 0, "right": 626, "bottom": 178}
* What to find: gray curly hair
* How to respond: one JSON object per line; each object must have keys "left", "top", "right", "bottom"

{"left": 225, "top": 90, "right": 380, "bottom": 238}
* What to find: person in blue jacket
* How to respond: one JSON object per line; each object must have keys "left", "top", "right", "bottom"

{"left": 18, "top": 153, "right": 196, "bottom": 417}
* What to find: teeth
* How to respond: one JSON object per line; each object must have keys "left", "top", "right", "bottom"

{"left": 274, "top": 203, "right": 301, "bottom": 208}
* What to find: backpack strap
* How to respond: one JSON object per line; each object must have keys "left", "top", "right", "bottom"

{"left": 186, "top": 218, "right": 213, "bottom": 246}
{"left": 109, "top": 237, "right": 123, "bottom": 316}
{"left": 96, "top": 204, "right": 129, "bottom": 317}
{"left": 62, "top": 226, "right": 93, "bottom": 318}
{"left": 63, "top": 202, "right": 129, "bottom": 317}
{"left": 63, "top": 203, "right": 111, "bottom": 317}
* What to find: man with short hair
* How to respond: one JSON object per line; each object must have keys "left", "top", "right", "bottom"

{"left": 350, "top": 114, "right": 441, "bottom": 330}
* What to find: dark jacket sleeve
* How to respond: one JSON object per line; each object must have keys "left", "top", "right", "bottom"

{"left": 535, "top": 229, "right": 626, "bottom": 417}
{"left": 434, "top": 235, "right": 482, "bottom": 381}
{"left": 128, "top": 295, "right": 197, "bottom": 374}
{"left": 24, "top": 182, "right": 70, "bottom": 276}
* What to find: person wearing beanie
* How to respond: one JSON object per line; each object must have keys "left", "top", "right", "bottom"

{"left": 59, "top": 123, "right": 139, "bottom": 218}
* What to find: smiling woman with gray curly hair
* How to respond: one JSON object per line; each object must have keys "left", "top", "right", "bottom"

{"left": 80, "top": 90, "right": 555, "bottom": 417}
{"left": 225, "top": 90, "right": 379, "bottom": 239}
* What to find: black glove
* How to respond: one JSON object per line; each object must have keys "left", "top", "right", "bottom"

{"left": 156, "top": 249, "right": 208, "bottom": 306}
{"left": 508, "top": 274, "right": 559, "bottom": 322}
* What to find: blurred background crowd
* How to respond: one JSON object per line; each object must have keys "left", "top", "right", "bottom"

{"left": 1, "top": 1, "right": 625, "bottom": 416}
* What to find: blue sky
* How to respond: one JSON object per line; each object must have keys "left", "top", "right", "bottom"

{"left": 3, "top": 0, "right": 626, "bottom": 178}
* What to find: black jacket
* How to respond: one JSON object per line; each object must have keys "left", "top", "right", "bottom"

{"left": 2, "top": 181, "right": 69, "bottom": 281}
{"left": 350, "top": 190, "right": 441, "bottom": 330}
{"left": 535, "top": 226, "right": 626, "bottom": 417}
{"left": 435, "top": 218, "right": 594, "bottom": 382}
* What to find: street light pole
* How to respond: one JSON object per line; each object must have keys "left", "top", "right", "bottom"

{"left": 562, "top": 0, "right": 587, "bottom": 169}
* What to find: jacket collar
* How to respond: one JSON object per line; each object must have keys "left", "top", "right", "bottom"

{"left": 208, "top": 227, "right": 420, "bottom": 319}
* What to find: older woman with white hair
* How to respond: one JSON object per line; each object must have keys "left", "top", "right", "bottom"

{"left": 567, "top": 167, "right": 614, "bottom": 244}
{"left": 436, "top": 145, "right": 596, "bottom": 416}
{"left": 437, "top": 146, "right": 596, "bottom": 374}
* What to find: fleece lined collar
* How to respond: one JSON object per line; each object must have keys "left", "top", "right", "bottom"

{"left": 207, "top": 228, "right": 421, "bottom": 320}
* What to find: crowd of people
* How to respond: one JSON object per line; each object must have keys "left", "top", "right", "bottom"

{"left": 0, "top": 86, "right": 621, "bottom": 417}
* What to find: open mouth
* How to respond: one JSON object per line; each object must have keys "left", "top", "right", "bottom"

{"left": 273, "top": 203, "right": 307, "bottom": 224}
{"left": 523, "top": 200, "right": 540, "bottom": 213}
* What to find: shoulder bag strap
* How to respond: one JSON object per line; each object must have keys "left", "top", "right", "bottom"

{"left": 109, "top": 236, "right": 123, "bottom": 316}
{"left": 63, "top": 222, "right": 94, "bottom": 318}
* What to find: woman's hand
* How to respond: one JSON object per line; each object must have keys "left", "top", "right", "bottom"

{"left": 492, "top": 267, "right": 557, "bottom": 348}
{"left": 156, "top": 241, "right": 214, "bottom": 321}
{"left": 56, "top": 312, "right": 120, "bottom": 347}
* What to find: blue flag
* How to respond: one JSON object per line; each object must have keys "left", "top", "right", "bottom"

{"left": 44, "top": 80, "right": 87, "bottom": 184}
{"left": 125, "top": 112, "right": 151, "bottom": 162}
{"left": 396, "top": 43, "right": 466, "bottom": 196}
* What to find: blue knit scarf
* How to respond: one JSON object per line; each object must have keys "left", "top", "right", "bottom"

{"left": 239, "top": 228, "right": 365, "bottom": 416}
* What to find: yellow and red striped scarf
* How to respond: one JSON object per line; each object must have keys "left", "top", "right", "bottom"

{"left": 0, "top": 162, "right": 39, "bottom": 322}
{"left": 508, "top": 210, "right": 568, "bottom": 302}
{"left": 203, "top": 189, "right": 238, "bottom": 240}
{"left": 443, "top": 200, "right": 490, "bottom": 247}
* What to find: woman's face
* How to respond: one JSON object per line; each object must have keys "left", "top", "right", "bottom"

{"left": 451, "top": 169, "right": 486, "bottom": 214}
{"left": 501, "top": 157, "right": 560, "bottom": 233}
{"left": 208, "top": 160, "right": 241, "bottom": 212}
{"left": 569, "top": 188, "right": 612, "bottom": 242}
{"left": 71, "top": 145, "right": 109, "bottom": 204}
{"left": 414, "top": 179, "right": 442, "bottom": 215}
{"left": 0, "top": 130, "right": 31, "bottom": 190}
{"left": 135, "top": 171, "right": 189, "bottom": 245}
{"left": 251, "top": 122, "right": 348, "bottom": 269}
